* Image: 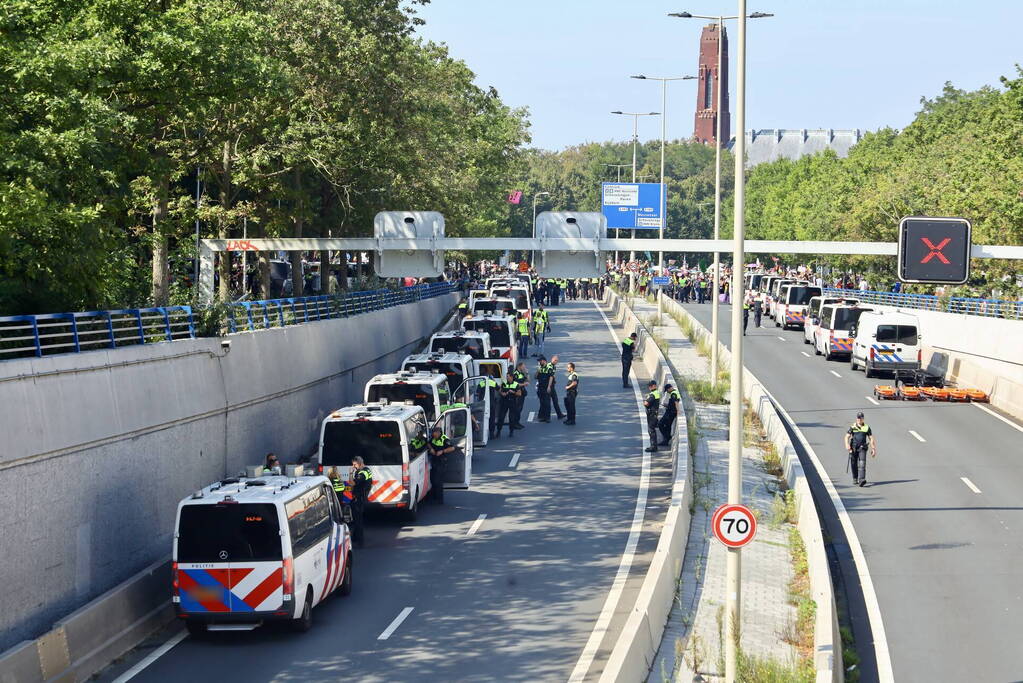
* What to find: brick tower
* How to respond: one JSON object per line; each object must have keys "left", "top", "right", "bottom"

{"left": 693, "top": 23, "right": 730, "bottom": 146}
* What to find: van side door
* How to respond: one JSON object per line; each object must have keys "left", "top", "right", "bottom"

{"left": 438, "top": 408, "right": 473, "bottom": 489}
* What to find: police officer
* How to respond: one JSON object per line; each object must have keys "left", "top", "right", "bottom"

{"left": 512, "top": 362, "right": 529, "bottom": 428}
{"left": 428, "top": 427, "right": 456, "bottom": 503}
{"left": 349, "top": 456, "right": 373, "bottom": 546}
{"left": 658, "top": 383, "right": 681, "bottom": 446}
{"left": 535, "top": 356, "right": 554, "bottom": 422}
{"left": 743, "top": 299, "right": 750, "bottom": 335}
{"left": 516, "top": 313, "right": 530, "bottom": 359}
{"left": 844, "top": 412, "right": 877, "bottom": 487}
{"left": 644, "top": 380, "right": 661, "bottom": 452}
{"left": 457, "top": 298, "right": 469, "bottom": 319}
{"left": 262, "top": 452, "right": 281, "bottom": 474}
{"left": 547, "top": 354, "right": 565, "bottom": 421}
{"left": 563, "top": 362, "right": 579, "bottom": 425}
{"left": 621, "top": 333, "right": 637, "bottom": 388}
{"left": 495, "top": 371, "right": 522, "bottom": 438}
{"left": 753, "top": 298, "right": 763, "bottom": 328}
{"left": 533, "top": 308, "right": 548, "bottom": 355}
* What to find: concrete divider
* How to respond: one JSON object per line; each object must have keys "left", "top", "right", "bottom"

{"left": 0, "top": 292, "right": 459, "bottom": 678}
{"left": 661, "top": 294, "right": 843, "bottom": 683}
{"left": 598, "top": 290, "right": 693, "bottom": 683}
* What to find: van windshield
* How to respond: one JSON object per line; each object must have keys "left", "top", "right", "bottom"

{"left": 367, "top": 384, "right": 440, "bottom": 417}
{"left": 431, "top": 337, "right": 483, "bottom": 358}
{"left": 474, "top": 300, "right": 515, "bottom": 315}
{"left": 786, "top": 287, "right": 821, "bottom": 305}
{"left": 177, "top": 504, "right": 282, "bottom": 563}
{"left": 876, "top": 324, "right": 918, "bottom": 345}
{"left": 322, "top": 420, "right": 403, "bottom": 466}
{"left": 404, "top": 361, "right": 465, "bottom": 396}
{"left": 833, "top": 308, "right": 867, "bottom": 330}
{"left": 750, "top": 274, "right": 763, "bottom": 290}
{"left": 493, "top": 290, "right": 529, "bottom": 309}
{"left": 464, "top": 320, "right": 511, "bottom": 347}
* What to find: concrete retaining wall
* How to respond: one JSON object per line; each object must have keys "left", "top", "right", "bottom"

{"left": 598, "top": 290, "right": 693, "bottom": 683}
{"left": 0, "top": 293, "right": 457, "bottom": 657}
{"left": 662, "top": 294, "right": 843, "bottom": 683}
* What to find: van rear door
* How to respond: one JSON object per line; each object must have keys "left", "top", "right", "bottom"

{"left": 439, "top": 407, "right": 473, "bottom": 488}
{"left": 321, "top": 419, "right": 407, "bottom": 505}
{"left": 176, "top": 502, "right": 284, "bottom": 615}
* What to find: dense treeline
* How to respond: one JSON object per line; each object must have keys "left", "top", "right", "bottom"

{"left": 0, "top": 0, "right": 529, "bottom": 314}
{"left": 739, "top": 77, "right": 1023, "bottom": 297}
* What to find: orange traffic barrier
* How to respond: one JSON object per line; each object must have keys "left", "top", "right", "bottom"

{"left": 948, "top": 389, "right": 969, "bottom": 402}
{"left": 930, "top": 388, "right": 949, "bottom": 401}
{"left": 966, "top": 389, "right": 989, "bottom": 402}
{"left": 900, "top": 386, "right": 924, "bottom": 400}
{"left": 874, "top": 385, "right": 898, "bottom": 400}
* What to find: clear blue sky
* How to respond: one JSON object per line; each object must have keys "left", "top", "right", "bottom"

{"left": 413, "top": 0, "right": 1023, "bottom": 150}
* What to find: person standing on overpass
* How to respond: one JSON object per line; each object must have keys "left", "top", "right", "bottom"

{"left": 844, "top": 411, "right": 877, "bottom": 487}
{"left": 621, "top": 332, "right": 637, "bottom": 388}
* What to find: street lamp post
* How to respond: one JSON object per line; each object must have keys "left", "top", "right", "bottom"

{"left": 670, "top": 8, "right": 773, "bottom": 683}
{"left": 611, "top": 110, "right": 660, "bottom": 291}
{"left": 531, "top": 191, "right": 550, "bottom": 267}
{"left": 631, "top": 74, "right": 696, "bottom": 273}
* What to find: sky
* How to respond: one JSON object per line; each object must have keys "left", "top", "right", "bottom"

{"left": 412, "top": 0, "right": 1023, "bottom": 151}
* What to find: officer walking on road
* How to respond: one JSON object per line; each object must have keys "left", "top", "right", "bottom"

{"left": 844, "top": 411, "right": 877, "bottom": 487}
{"left": 621, "top": 332, "right": 637, "bottom": 388}
{"left": 657, "top": 383, "right": 681, "bottom": 446}
{"left": 644, "top": 381, "right": 661, "bottom": 452}
{"left": 563, "top": 362, "right": 579, "bottom": 425}
{"left": 349, "top": 456, "right": 373, "bottom": 547}
{"left": 753, "top": 298, "right": 763, "bottom": 328}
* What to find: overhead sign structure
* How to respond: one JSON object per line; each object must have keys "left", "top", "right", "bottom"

{"left": 601, "top": 182, "right": 666, "bottom": 230}
{"left": 374, "top": 211, "right": 445, "bottom": 278}
{"left": 712, "top": 504, "right": 757, "bottom": 549}
{"left": 898, "top": 216, "right": 972, "bottom": 285}
{"left": 533, "top": 211, "right": 606, "bottom": 278}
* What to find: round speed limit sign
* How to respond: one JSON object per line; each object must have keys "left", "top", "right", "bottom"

{"left": 712, "top": 504, "right": 757, "bottom": 548}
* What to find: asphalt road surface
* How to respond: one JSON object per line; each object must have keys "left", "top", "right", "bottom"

{"left": 101, "top": 298, "right": 673, "bottom": 683}
{"left": 684, "top": 300, "right": 1023, "bottom": 683}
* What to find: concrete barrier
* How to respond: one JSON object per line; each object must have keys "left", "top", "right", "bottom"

{"left": 0, "top": 293, "right": 458, "bottom": 665}
{"left": 661, "top": 294, "right": 843, "bottom": 683}
{"left": 598, "top": 290, "right": 693, "bottom": 683}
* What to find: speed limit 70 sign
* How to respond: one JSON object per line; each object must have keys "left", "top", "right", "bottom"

{"left": 712, "top": 504, "right": 757, "bottom": 548}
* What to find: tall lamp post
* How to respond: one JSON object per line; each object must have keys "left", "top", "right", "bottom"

{"left": 611, "top": 110, "right": 660, "bottom": 291}
{"left": 631, "top": 74, "right": 696, "bottom": 273}
{"left": 670, "top": 7, "right": 772, "bottom": 683}
{"left": 531, "top": 191, "right": 550, "bottom": 267}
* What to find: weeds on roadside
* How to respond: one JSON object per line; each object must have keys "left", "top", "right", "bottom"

{"left": 770, "top": 490, "right": 798, "bottom": 527}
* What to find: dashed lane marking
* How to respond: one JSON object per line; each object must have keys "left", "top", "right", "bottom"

{"left": 508, "top": 453, "right": 520, "bottom": 469}
{"left": 961, "top": 477, "right": 982, "bottom": 494}
{"left": 865, "top": 396, "right": 880, "bottom": 406}
{"left": 466, "top": 514, "right": 487, "bottom": 536}
{"left": 830, "top": 370, "right": 842, "bottom": 378}
{"left": 800, "top": 351, "right": 811, "bottom": 358}
{"left": 527, "top": 411, "right": 536, "bottom": 423}
{"left": 378, "top": 607, "right": 414, "bottom": 640}
{"left": 908, "top": 430, "right": 926, "bottom": 443}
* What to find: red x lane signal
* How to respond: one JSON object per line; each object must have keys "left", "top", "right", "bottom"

{"left": 898, "top": 217, "right": 971, "bottom": 284}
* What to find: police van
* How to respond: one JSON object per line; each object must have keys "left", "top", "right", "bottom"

{"left": 490, "top": 285, "right": 532, "bottom": 318}
{"left": 803, "top": 295, "right": 859, "bottom": 344}
{"left": 173, "top": 471, "right": 351, "bottom": 635}
{"left": 775, "top": 284, "right": 821, "bottom": 330}
{"left": 365, "top": 371, "right": 451, "bottom": 422}
{"left": 470, "top": 296, "right": 517, "bottom": 318}
{"left": 849, "top": 311, "right": 922, "bottom": 378}
{"left": 757, "top": 275, "right": 780, "bottom": 304}
{"left": 317, "top": 402, "right": 473, "bottom": 521}
{"left": 814, "top": 303, "right": 873, "bottom": 361}
{"left": 767, "top": 278, "right": 798, "bottom": 319}
{"left": 461, "top": 314, "right": 517, "bottom": 364}
{"left": 400, "top": 352, "right": 492, "bottom": 446}
{"left": 430, "top": 330, "right": 493, "bottom": 360}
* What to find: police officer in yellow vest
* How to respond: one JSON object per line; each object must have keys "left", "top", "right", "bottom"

{"left": 644, "top": 380, "right": 661, "bottom": 452}
{"left": 428, "top": 427, "right": 457, "bottom": 503}
{"left": 349, "top": 456, "right": 373, "bottom": 546}
{"left": 516, "top": 313, "right": 530, "bottom": 359}
{"left": 457, "top": 298, "right": 469, "bottom": 318}
{"left": 657, "top": 383, "right": 681, "bottom": 446}
{"left": 844, "top": 412, "right": 877, "bottom": 487}
{"left": 621, "top": 332, "right": 637, "bottom": 388}
{"left": 533, "top": 310, "right": 548, "bottom": 356}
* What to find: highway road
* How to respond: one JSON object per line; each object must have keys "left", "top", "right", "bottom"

{"left": 100, "top": 299, "right": 673, "bottom": 683}
{"left": 683, "top": 300, "right": 1023, "bottom": 682}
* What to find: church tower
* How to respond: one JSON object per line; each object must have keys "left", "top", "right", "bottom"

{"left": 694, "top": 23, "right": 730, "bottom": 146}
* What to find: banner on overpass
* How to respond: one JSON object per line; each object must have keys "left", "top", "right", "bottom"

{"left": 601, "top": 182, "right": 666, "bottom": 230}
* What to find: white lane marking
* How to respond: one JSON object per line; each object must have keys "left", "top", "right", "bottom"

{"left": 908, "top": 430, "right": 926, "bottom": 443}
{"left": 777, "top": 336, "right": 786, "bottom": 341}
{"left": 756, "top": 384, "right": 894, "bottom": 682}
{"left": 467, "top": 513, "right": 487, "bottom": 536}
{"left": 972, "top": 402, "right": 1023, "bottom": 434}
{"left": 527, "top": 411, "right": 536, "bottom": 423}
{"left": 573, "top": 302, "right": 652, "bottom": 682}
{"left": 378, "top": 607, "right": 414, "bottom": 640}
{"left": 111, "top": 631, "right": 188, "bottom": 683}
{"left": 865, "top": 396, "right": 880, "bottom": 406}
{"left": 830, "top": 370, "right": 842, "bottom": 378}
{"left": 508, "top": 453, "right": 520, "bottom": 469}
{"left": 800, "top": 351, "right": 811, "bottom": 358}
{"left": 961, "top": 477, "right": 982, "bottom": 494}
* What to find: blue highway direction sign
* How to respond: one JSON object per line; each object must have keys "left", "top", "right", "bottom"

{"left": 601, "top": 182, "right": 666, "bottom": 230}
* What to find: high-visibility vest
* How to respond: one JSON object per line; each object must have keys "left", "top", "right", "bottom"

{"left": 535, "top": 317, "right": 547, "bottom": 333}
{"left": 517, "top": 319, "right": 529, "bottom": 334}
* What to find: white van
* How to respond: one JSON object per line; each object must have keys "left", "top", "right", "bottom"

{"left": 850, "top": 311, "right": 922, "bottom": 377}
{"left": 365, "top": 372, "right": 451, "bottom": 422}
{"left": 767, "top": 279, "right": 800, "bottom": 319}
{"left": 490, "top": 285, "right": 532, "bottom": 318}
{"left": 775, "top": 284, "right": 822, "bottom": 329}
{"left": 317, "top": 402, "right": 473, "bottom": 521}
{"left": 462, "top": 314, "right": 517, "bottom": 364}
{"left": 173, "top": 472, "right": 351, "bottom": 635}
{"left": 400, "top": 352, "right": 491, "bottom": 445}
{"left": 803, "top": 296, "right": 859, "bottom": 344}
{"left": 814, "top": 304, "right": 873, "bottom": 360}
{"left": 429, "top": 330, "right": 493, "bottom": 360}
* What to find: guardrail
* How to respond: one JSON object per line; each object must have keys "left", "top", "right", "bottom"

{"left": 824, "top": 288, "right": 1023, "bottom": 320}
{"left": 225, "top": 282, "right": 458, "bottom": 333}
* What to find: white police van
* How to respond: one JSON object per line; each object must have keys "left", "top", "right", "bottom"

{"left": 775, "top": 284, "right": 821, "bottom": 330}
{"left": 365, "top": 371, "right": 451, "bottom": 422}
{"left": 850, "top": 311, "right": 922, "bottom": 378}
{"left": 803, "top": 295, "right": 859, "bottom": 344}
{"left": 461, "top": 314, "right": 517, "bottom": 364}
{"left": 317, "top": 402, "right": 472, "bottom": 522}
{"left": 173, "top": 471, "right": 351, "bottom": 635}
{"left": 401, "top": 351, "right": 493, "bottom": 447}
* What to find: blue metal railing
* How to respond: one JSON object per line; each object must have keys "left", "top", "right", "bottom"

{"left": 0, "top": 307, "right": 195, "bottom": 360}
{"left": 823, "top": 288, "right": 1023, "bottom": 320}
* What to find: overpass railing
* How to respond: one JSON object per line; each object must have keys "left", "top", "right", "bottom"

{"left": 823, "top": 288, "right": 1023, "bottom": 320}
{"left": 224, "top": 282, "right": 458, "bottom": 333}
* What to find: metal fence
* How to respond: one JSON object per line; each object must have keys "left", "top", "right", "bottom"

{"left": 823, "top": 288, "right": 1023, "bottom": 320}
{"left": 0, "top": 282, "right": 460, "bottom": 362}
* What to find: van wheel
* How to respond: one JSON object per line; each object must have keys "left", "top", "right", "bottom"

{"left": 339, "top": 553, "right": 353, "bottom": 596}
{"left": 185, "top": 621, "right": 206, "bottom": 638}
{"left": 403, "top": 493, "right": 419, "bottom": 524}
{"left": 824, "top": 350, "right": 833, "bottom": 362}
{"left": 814, "top": 343, "right": 821, "bottom": 356}
{"left": 803, "top": 336, "right": 811, "bottom": 345}
{"left": 850, "top": 357, "right": 859, "bottom": 372}
{"left": 864, "top": 362, "right": 875, "bottom": 379}
{"left": 293, "top": 590, "right": 313, "bottom": 632}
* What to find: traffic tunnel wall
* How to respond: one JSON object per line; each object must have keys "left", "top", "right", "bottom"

{"left": 0, "top": 292, "right": 458, "bottom": 653}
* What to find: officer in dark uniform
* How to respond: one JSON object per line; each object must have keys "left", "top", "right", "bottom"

{"left": 563, "top": 362, "right": 579, "bottom": 425}
{"left": 512, "top": 362, "right": 529, "bottom": 428}
{"left": 621, "top": 333, "right": 637, "bottom": 388}
{"left": 743, "top": 300, "right": 750, "bottom": 335}
{"left": 428, "top": 427, "right": 456, "bottom": 503}
{"left": 494, "top": 371, "right": 522, "bottom": 438}
{"left": 753, "top": 298, "right": 763, "bottom": 328}
{"left": 476, "top": 376, "right": 499, "bottom": 438}
{"left": 547, "top": 355, "right": 565, "bottom": 421}
{"left": 349, "top": 456, "right": 373, "bottom": 547}
{"left": 844, "top": 411, "right": 877, "bottom": 487}
{"left": 658, "top": 383, "right": 681, "bottom": 446}
{"left": 536, "top": 357, "right": 554, "bottom": 422}
{"left": 644, "top": 380, "right": 661, "bottom": 452}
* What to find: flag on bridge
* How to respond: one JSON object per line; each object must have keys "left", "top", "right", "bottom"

{"left": 507, "top": 190, "right": 522, "bottom": 204}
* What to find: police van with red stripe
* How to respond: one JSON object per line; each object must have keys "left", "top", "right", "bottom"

{"left": 173, "top": 471, "right": 351, "bottom": 635}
